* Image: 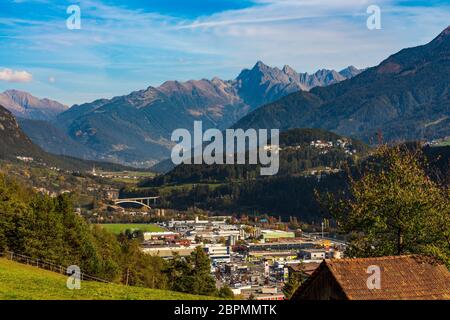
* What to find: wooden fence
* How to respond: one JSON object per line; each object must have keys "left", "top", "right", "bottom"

{"left": 1, "top": 251, "right": 111, "bottom": 284}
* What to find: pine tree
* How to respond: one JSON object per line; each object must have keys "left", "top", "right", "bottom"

{"left": 189, "top": 246, "right": 216, "bottom": 296}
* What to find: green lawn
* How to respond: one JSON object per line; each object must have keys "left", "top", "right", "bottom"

{"left": 433, "top": 138, "right": 450, "bottom": 147}
{"left": 0, "top": 258, "right": 214, "bottom": 300}
{"left": 97, "top": 223, "right": 165, "bottom": 235}
{"left": 100, "top": 171, "right": 155, "bottom": 183}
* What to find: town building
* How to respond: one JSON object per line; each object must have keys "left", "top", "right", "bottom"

{"left": 104, "top": 188, "right": 119, "bottom": 200}
{"left": 286, "top": 262, "right": 321, "bottom": 279}
{"left": 299, "top": 248, "right": 327, "bottom": 262}
{"left": 261, "top": 229, "right": 295, "bottom": 240}
{"left": 203, "top": 244, "right": 231, "bottom": 264}
{"left": 142, "top": 245, "right": 197, "bottom": 258}
{"left": 143, "top": 231, "right": 178, "bottom": 241}
{"left": 248, "top": 239, "right": 316, "bottom": 252}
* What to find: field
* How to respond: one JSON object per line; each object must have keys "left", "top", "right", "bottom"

{"left": 98, "top": 223, "right": 165, "bottom": 235}
{"left": 98, "top": 170, "right": 155, "bottom": 184}
{"left": 0, "top": 258, "right": 213, "bottom": 300}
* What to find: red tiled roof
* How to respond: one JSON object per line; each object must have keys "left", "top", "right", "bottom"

{"left": 293, "top": 255, "right": 450, "bottom": 300}
{"left": 289, "top": 263, "right": 320, "bottom": 276}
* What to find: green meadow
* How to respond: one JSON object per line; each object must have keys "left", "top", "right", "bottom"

{"left": 97, "top": 223, "right": 165, "bottom": 235}
{"left": 0, "top": 258, "right": 213, "bottom": 300}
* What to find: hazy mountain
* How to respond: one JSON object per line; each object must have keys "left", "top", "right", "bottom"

{"left": 55, "top": 80, "right": 242, "bottom": 166}
{"left": 338, "top": 65, "right": 363, "bottom": 78}
{"left": 234, "top": 27, "right": 450, "bottom": 143}
{"left": 19, "top": 118, "right": 97, "bottom": 159}
{"left": 0, "top": 105, "right": 141, "bottom": 172}
{"left": 0, "top": 90, "right": 68, "bottom": 121}
{"left": 0, "top": 104, "right": 47, "bottom": 161}
{"left": 234, "top": 61, "right": 362, "bottom": 109}
{"left": 0, "top": 89, "right": 95, "bottom": 160}
{"left": 48, "top": 62, "right": 361, "bottom": 166}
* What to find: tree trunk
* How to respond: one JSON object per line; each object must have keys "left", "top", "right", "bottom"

{"left": 397, "top": 228, "right": 403, "bottom": 255}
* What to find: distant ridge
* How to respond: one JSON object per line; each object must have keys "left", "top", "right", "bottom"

{"left": 233, "top": 26, "right": 450, "bottom": 144}
{"left": 37, "top": 62, "right": 361, "bottom": 166}
{"left": 0, "top": 90, "right": 67, "bottom": 121}
{"left": 0, "top": 104, "right": 143, "bottom": 172}
{"left": 0, "top": 104, "right": 47, "bottom": 161}
{"left": 234, "top": 61, "right": 362, "bottom": 109}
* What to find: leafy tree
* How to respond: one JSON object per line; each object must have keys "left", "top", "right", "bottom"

{"left": 121, "top": 229, "right": 144, "bottom": 241}
{"left": 0, "top": 173, "right": 175, "bottom": 293}
{"left": 90, "top": 225, "right": 122, "bottom": 281}
{"left": 139, "top": 253, "right": 168, "bottom": 289}
{"left": 282, "top": 271, "right": 303, "bottom": 299}
{"left": 217, "top": 285, "right": 234, "bottom": 299}
{"left": 117, "top": 237, "right": 168, "bottom": 288}
{"left": 0, "top": 174, "right": 30, "bottom": 253}
{"left": 24, "top": 194, "right": 67, "bottom": 263}
{"left": 325, "top": 145, "right": 450, "bottom": 266}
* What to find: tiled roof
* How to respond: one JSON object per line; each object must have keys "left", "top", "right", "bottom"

{"left": 289, "top": 262, "right": 320, "bottom": 276}
{"left": 294, "top": 255, "right": 450, "bottom": 300}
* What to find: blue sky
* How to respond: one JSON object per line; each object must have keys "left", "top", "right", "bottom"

{"left": 0, "top": 0, "right": 449, "bottom": 106}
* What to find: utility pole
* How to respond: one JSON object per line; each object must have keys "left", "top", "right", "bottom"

{"left": 321, "top": 221, "right": 324, "bottom": 238}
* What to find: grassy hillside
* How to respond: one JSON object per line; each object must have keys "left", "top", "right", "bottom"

{"left": 98, "top": 223, "right": 165, "bottom": 235}
{"left": 0, "top": 258, "right": 213, "bottom": 300}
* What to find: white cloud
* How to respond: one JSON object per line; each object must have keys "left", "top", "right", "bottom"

{"left": 48, "top": 76, "right": 56, "bottom": 83}
{"left": 6, "top": 0, "right": 448, "bottom": 71}
{"left": 2, "top": 0, "right": 449, "bottom": 104}
{"left": 176, "top": 0, "right": 371, "bottom": 30}
{"left": 0, "top": 68, "right": 33, "bottom": 82}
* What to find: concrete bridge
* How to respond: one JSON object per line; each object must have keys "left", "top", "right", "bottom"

{"left": 113, "top": 196, "right": 159, "bottom": 210}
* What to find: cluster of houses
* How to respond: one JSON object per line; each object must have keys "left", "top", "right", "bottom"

{"left": 309, "top": 138, "right": 357, "bottom": 155}
{"left": 136, "top": 216, "right": 450, "bottom": 300}
{"left": 138, "top": 216, "right": 351, "bottom": 300}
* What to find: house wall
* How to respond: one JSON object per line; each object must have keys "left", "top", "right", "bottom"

{"left": 294, "top": 267, "right": 348, "bottom": 300}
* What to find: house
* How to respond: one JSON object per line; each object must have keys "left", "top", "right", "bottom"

{"left": 104, "top": 188, "right": 119, "bottom": 200}
{"left": 299, "top": 249, "right": 326, "bottom": 262}
{"left": 261, "top": 229, "right": 295, "bottom": 240}
{"left": 292, "top": 255, "right": 450, "bottom": 300}
{"left": 287, "top": 262, "right": 321, "bottom": 278}
{"left": 143, "top": 231, "right": 178, "bottom": 241}
{"left": 255, "top": 294, "right": 285, "bottom": 300}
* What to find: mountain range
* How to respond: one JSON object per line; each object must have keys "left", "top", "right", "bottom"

{"left": 4, "top": 26, "right": 449, "bottom": 168}
{"left": 0, "top": 90, "right": 68, "bottom": 121}
{"left": 0, "top": 104, "right": 139, "bottom": 172}
{"left": 0, "top": 104, "right": 47, "bottom": 161}
{"left": 234, "top": 27, "right": 450, "bottom": 143}
{"left": 11, "top": 63, "right": 361, "bottom": 166}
